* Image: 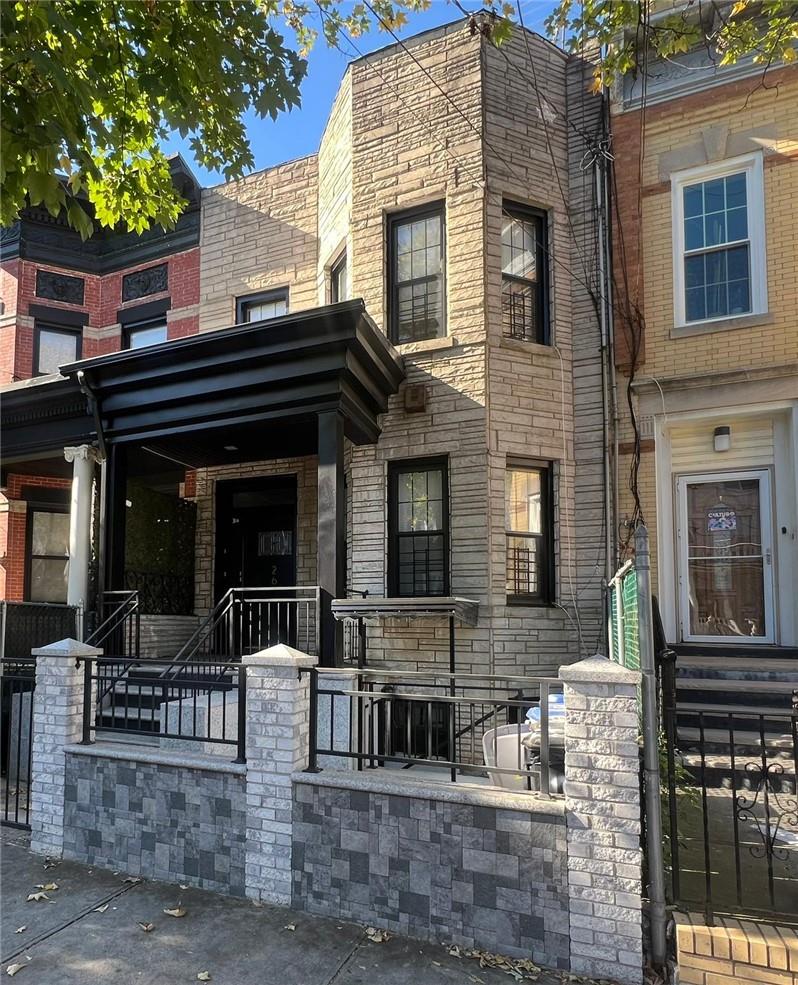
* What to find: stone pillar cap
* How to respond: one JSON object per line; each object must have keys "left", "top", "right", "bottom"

{"left": 242, "top": 643, "right": 318, "bottom": 669}
{"left": 559, "top": 653, "right": 640, "bottom": 685}
{"left": 31, "top": 637, "right": 103, "bottom": 658}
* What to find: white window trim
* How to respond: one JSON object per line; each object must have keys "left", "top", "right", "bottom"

{"left": 671, "top": 151, "right": 767, "bottom": 329}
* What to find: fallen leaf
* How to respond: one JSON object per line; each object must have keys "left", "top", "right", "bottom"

{"left": 94, "top": 904, "right": 109, "bottom": 914}
{"left": 163, "top": 906, "right": 187, "bottom": 918}
{"left": 34, "top": 883, "right": 58, "bottom": 891}
{"left": 283, "top": 923, "right": 296, "bottom": 932}
{"left": 197, "top": 974, "right": 211, "bottom": 982}
{"left": 25, "top": 892, "right": 50, "bottom": 903}
{"left": 448, "top": 945, "right": 461, "bottom": 958}
{"left": 43, "top": 859, "right": 58, "bottom": 870}
{"left": 13, "top": 928, "right": 25, "bottom": 935}
{"left": 123, "top": 876, "right": 142, "bottom": 885}
{"left": 179, "top": 884, "right": 189, "bottom": 890}
{"left": 365, "top": 926, "right": 390, "bottom": 943}
{"left": 6, "top": 964, "right": 26, "bottom": 977}
{"left": 138, "top": 922, "right": 154, "bottom": 933}
{"left": 432, "top": 960, "right": 442, "bottom": 967}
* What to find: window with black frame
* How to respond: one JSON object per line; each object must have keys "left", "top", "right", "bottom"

{"left": 506, "top": 463, "right": 553, "bottom": 604}
{"left": 124, "top": 318, "right": 167, "bottom": 350}
{"left": 27, "top": 508, "right": 70, "bottom": 602}
{"left": 237, "top": 288, "right": 289, "bottom": 323}
{"left": 388, "top": 458, "right": 449, "bottom": 597}
{"left": 330, "top": 252, "right": 348, "bottom": 303}
{"left": 501, "top": 203, "right": 548, "bottom": 343}
{"left": 34, "top": 323, "right": 81, "bottom": 375}
{"left": 389, "top": 204, "right": 445, "bottom": 344}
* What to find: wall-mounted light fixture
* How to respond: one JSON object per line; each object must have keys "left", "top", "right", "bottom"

{"left": 713, "top": 425, "right": 731, "bottom": 453}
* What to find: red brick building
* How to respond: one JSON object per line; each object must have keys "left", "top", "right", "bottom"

{"left": 0, "top": 157, "right": 201, "bottom": 602}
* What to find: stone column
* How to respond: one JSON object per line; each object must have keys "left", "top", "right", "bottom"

{"left": 243, "top": 643, "right": 316, "bottom": 904}
{"left": 64, "top": 445, "right": 99, "bottom": 617}
{"left": 29, "top": 638, "right": 102, "bottom": 858}
{"left": 560, "top": 655, "right": 644, "bottom": 985}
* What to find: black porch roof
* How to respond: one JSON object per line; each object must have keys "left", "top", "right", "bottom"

{"left": 2, "top": 301, "right": 405, "bottom": 469}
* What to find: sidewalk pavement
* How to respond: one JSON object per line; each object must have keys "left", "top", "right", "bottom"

{"left": 1, "top": 828, "right": 607, "bottom": 985}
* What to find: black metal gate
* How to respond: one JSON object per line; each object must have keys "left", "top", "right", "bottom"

{"left": 660, "top": 653, "right": 798, "bottom": 922}
{"left": 1, "top": 658, "right": 36, "bottom": 829}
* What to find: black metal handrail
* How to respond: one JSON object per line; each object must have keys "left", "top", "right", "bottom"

{"left": 85, "top": 591, "right": 141, "bottom": 706}
{"left": 77, "top": 656, "right": 246, "bottom": 764}
{"left": 307, "top": 668, "right": 564, "bottom": 795}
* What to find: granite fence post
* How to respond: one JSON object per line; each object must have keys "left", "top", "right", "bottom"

{"left": 243, "top": 643, "right": 317, "bottom": 904}
{"left": 29, "top": 638, "right": 101, "bottom": 857}
{"left": 560, "top": 654, "right": 644, "bottom": 985}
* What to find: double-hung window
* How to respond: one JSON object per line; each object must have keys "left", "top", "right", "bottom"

{"left": 502, "top": 203, "right": 548, "bottom": 343}
{"left": 388, "top": 204, "right": 446, "bottom": 344}
{"left": 388, "top": 458, "right": 449, "bottom": 597}
{"left": 673, "top": 153, "right": 766, "bottom": 326}
{"left": 34, "top": 323, "right": 81, "bottom": 375}
{"left": 124, "top": 318, "right": 167, "bottom": 350}
{"left": 237, "top": 288, "right": 289, "bottom": 323}
{"left": 506, "top": 463, "right": 553, "bottom": 604}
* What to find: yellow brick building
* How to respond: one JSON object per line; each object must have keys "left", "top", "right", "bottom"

{"left": 612, "top": 49, "right": 798, "bottom": 649}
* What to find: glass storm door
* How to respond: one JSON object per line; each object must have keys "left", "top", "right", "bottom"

{"left": 677, "top": 470, "right": 775, "bottom": 643}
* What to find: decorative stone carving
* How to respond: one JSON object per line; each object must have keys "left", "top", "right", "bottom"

{"left": 122, "top": 263, "right": 168, "bottom": 301}
{"left": 36, "top": 269, "right": 85, "bottom": 305}
{"left": 64, "top": 444, "right": 100, "bottom": 465}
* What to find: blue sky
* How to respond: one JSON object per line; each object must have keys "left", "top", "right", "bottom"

{"left": 162, "top": 1, "right": 559, "bottom": 187}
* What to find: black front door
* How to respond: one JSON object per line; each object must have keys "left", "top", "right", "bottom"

{"left": 215, "top": 475, "right": 298, "bottom": 596}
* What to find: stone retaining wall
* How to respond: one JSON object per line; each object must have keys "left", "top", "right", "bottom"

{"left": 63, "top": 745, "right": 247, "bottom": 897}
{"left": 292, "top": 774, "right": 570, "bottom": 969}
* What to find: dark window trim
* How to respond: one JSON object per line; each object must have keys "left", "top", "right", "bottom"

{"left": 24, "top": 501, "right": 70, "bottom": 603}
{"left": 122, "top": 316, "right": 169, "bottom": 351}
{"left": 387, "top": 455, "right": 450, "bottom": 597}
{"left": 117, "top": 296, "right": 171, "bottom": 326}
{"left": 28, "top": 303, "right": 89, "bottom": 327}
{"left": 330, "top": 251, "right": 347, "bottom": 304}
{"left": 236, "top": 288, "right": 290, "bottom": 324}
{"left": 387, "top": 202, "right": 446, "bottom": 345}
{"left": 33, "top": 322, "right": 83, "bottom": 376}
{"left": 506, "top": 460, "right": 555, "bottom": 606}
{"left": 502, "top": 200, "right": 550, "bottom": 345}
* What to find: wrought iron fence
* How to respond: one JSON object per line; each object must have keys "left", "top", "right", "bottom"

{"left": 1, "top": 657, "right": 36, "bottom": 829}
{"left": 661, "top": 674, "right": 798, "bottom": 922}
{"left": 308, "top": 668, "right": 565, "bottom": 795}
{"left": 0, "top": 601, "right": 80, "bottom": 660}
{"left": 78, "top": 656, "right": 245, "bottom": 763}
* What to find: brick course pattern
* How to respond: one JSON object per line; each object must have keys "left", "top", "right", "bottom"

{"left": 292, "top": 782, "right": 570, "bottom": 968}
{"left": 62, "top": 751, "right": 247, "bottom": 897}
{"left": 676, "top": 911, "right": 798, "bottom": 985}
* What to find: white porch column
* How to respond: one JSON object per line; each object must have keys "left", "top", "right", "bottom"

{"left": 64, "top": 445, "right": 99, "bottom": 614}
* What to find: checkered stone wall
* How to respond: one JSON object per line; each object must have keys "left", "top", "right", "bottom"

{"left": 291, "top": 782, "right": 570, "bottom": 969}
{"left": 63, "top": 751, "right": 247, "bottom": 897}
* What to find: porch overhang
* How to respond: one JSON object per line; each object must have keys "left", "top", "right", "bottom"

{"left": 0, "top": 374, "right": 94, "bottom": 471}
{"left": 58, "top": 299, "right": 405, "bottom": 466}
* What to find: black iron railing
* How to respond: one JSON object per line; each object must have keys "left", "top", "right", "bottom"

{"left": 308, "top": 668, "right": 564, "bottom": 795}
{"left": 78, "top": 656, "right": 245, "bottom": 763}
{"left": 1, "top": 657, "right": 36, "bottom": 829}
{"left": 0, "top": 601, "right": 80, "bottom": 660}
{"left": 661, "top": 674, "right": 798, "bottom": 923}
{"left": 176, "top": 586, "right": 320, "bottom": 665}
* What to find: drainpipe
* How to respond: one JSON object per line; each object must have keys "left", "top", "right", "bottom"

{"left": 595, "top": 152, "right": 617, "bottom": 591}
{"left": 635, "top": 524, "right": 667, "bottom": 972}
